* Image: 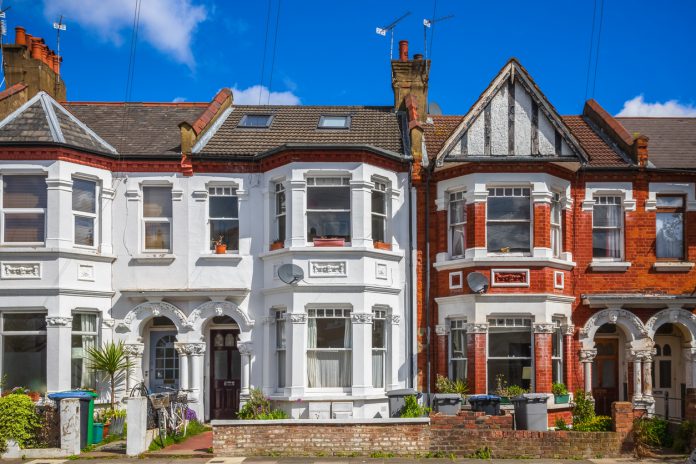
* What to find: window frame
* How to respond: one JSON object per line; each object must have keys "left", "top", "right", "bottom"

{"left": 207, "top": 185, "right": 239, "bottom": 253}
{"left": 551, "top": 318, "right": 563, "bottom": 385}
{"left": 306, "top": 307, "right": 352, "bottom": 389}
{"left": 275, "top": 309, "right": 286, "bottom": 390}
{"left": 371, "top": 180, "right": 388, "bottom": 245}
{"left": 142, "top": 185, "right": 173, "bottom": 253}
{"left": 655, "top": 194, "right": 686, "bottom": 261}
{"left": 485, "top": 187, "right": 532, "bottom": 255}
{"left": 318, "top": 115, "right": 351, "bottom": 130}
{"left": 72, "top": 177, "right": 99, "bottom": 249}
{"left": 487, "top": 317, "right": 533, "bottom": 393}
{"left": 592, "top": 195, "right": 624, "bottom": 261}
{"left": 448, "top": 191, "right": 467, "bottom": 258}
{"left": 449, "top": 319, "right": 468, "bottom": 382}
{"left": 306, "top": 176, "right": 352, "bottom": 243}
{"left": 372, "top": 308, "right": 387, "bottom": 389}
{"left": 0, "top": 311, "right": 48, "bottom": 393}
{"left": 238, "top": 114, "right": 273, "bottom": 128}
{"left": 273, "top": 182, "right": 286, "bottom": 244}
{"left": 71, "top": 312, "right": 99, "bottom": 389}
{"left": 550, "top": 192, "right": 562, "bottom": 259}
{"left": 1, "top": 174, "right": 48, "bottom": 246}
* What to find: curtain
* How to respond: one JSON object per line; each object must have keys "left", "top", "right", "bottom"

{"left": 656, "top": 212, "right": 684, "bottom": 258}
{"left": 81, "top": 315, "right": 96, "bottom": 388}
{"left": 372, "top": 350, "right": 384, "bottom": 388}
{"left": 605, "top": 204, "right": 621, "bottom": 258}
{"left": 307, "top": 317, "right": 352, "bottom": 388}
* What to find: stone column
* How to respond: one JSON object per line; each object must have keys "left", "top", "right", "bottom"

{"left": 100, "top": 186, "right": 115, "bottom": 254}
{"left": 60, "top": 398, "right": 81, "bottom": 455}
{"left": 124, "top": 343, "right": 145, "bottom": 392}
{"left": 45, "top": 177, "right": 73, "bottom": 248}
{"left": 46, "top": 316, "right": 73, "bottom": 392}
{"left": 642, "top": 351, "right": 654, "bottom": 399}
{"left": 533, "top": 323, "right": 554, "bottom": 393}
{"left": 465, "top": 323, "right": 488, "bottom": 394}
{"left": 288, "top": 179, "right": 306, "bottom": 247}
{"left": 351, "top": 312, "right": 373, "bottom": 396}
{"left": 174, "top": 343, "right": 190, "bottom": 391}
{"left": 350, "top": 180, "right": 373, "bottom": 247}
{"left": 287, "top": 313, "right": 307, "bottom": 397}
{"left": 388, "top": 314, "right": 401, "bottom": 390}
{"left": 238, "top": 341, "right": 253, "bottom": 398}
{"left": 630, "top": 350, "right": 644, "bottom": 402}
{"left": 562, "top": 324, "right": 575, "bottom": 393}
{"left": 683, "top": 347, "right": 696, "bottom": 388}
{"left": 579, "top": 349, "right": 597, "bottom": 397}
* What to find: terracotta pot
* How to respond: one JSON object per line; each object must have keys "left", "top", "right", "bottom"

{"left": 215, "top": 244, "right": 227, "bottom": 254}
{"left": 28, "top": 391, "right": 40, "bottom": 402}
{"left": 270, "top": 240, "right": 284, "bottom": 251}
{"left": 374, "top": 241, "right": 392, "bottom": 251}
{"left": 313, "top": 237, "right": 345, "bottom": 247}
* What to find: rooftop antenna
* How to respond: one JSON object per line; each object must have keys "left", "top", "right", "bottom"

{"left": 0, "top": 6, "right": 10, "bottom": 90}
{"left": 53, "top": 15, "right": 66, "bottom": 87}
{"left": 376, "top": 11, "right": 411, "bottom": 60}
{"left": 423, "top": 14, "right": 453, "bottom": 59}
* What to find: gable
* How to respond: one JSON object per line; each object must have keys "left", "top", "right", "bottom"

{"left": 437, "top": 60, "right": 587, "bottom": 164}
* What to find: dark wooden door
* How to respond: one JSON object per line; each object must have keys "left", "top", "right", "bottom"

{"left": 210, "top": 330, "right": 241, "bottom": 420}
{"left": 592, "top": 339, "right": 619, "bottom": 415}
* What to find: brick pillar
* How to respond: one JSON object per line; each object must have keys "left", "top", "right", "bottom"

{"left": 562, "top": 324, "right": 574, "bottom": 393}
{"left": 466, "top": 201, "right": 486, "bottom": 249}
{"left": 435, "top": 325, "right": 448, "bottom": 378}
{"left": 533, "top": 202, "right": 551, "bottom": 249}
{"left": 466, "top": 323, "right": 488, "bottom": 394}
{"left": 612, "top": 401, "right": 635, "bottom": 453}
{"left": 533, "top": 323, "right": 554, "bottom": 393}
{"left": 686, "top": 388, "right": 696, "bottom": 422}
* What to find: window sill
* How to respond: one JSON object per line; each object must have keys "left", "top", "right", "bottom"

{"left": 130, "top": 254, "right": 176, "bottom": 265}
{"left": 259, "top": 246, "right": 404, "bottom": 261}
{"left": 589, "top": 260, "right": 631, "bottom": 272}
{"left": 433, "top": 256, "right": 575, "bottom": 271}
{"left": 0, "top": 247, "right": 116, "bottom": 263}
{"left": 653, "top": 261, "right": 694, "bottom": 272}
{"left": 197, "top": 253, "right": 243, "bottom": 264}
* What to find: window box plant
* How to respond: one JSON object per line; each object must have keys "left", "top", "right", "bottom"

{"left": 270, "top": 240, "right": 284, "bottom": 251}
{"left": 494, "top": 375, "right": 527, "bottom": 404}
{"left": 552, "top": 382, "right": 570, "bottom": 404}
{"left": 313, "top": 237, "right": 345, "bottom": 247}
{"left": 212, "top": 235, "right": 227, "bottom": 254}
{"left": 373, "top": 240, "right": 392, "bottom": 251}
{"left": 433, "top": 374, "right": 468, "bottom": 415}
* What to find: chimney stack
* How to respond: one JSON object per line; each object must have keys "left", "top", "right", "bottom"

{"left": 391, "top": 39, "right": 430, "bottom": 123}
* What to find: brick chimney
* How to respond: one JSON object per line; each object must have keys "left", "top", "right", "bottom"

{"left": 1, "top": 27, "right": 67, "bottom": 102}
{"left": 391, "top": 40, "right": 430, "bottom": 123}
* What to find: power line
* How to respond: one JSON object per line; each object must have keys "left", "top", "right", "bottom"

{"left": 584, "top": 0, "right": 597, "bottom": 101}
{"left": 591, "top": 0, "right": 605, "bottom": 99}
{"left": 428, "top": 0, "right": 437, "bottom": 61}
{"left": 118, "top": 0, "right": 141, "bottom": 154}
{"left": 267, "top": 0, "right": 282, "bottom": 104}
{"left": 258, "top": 0, "right": 272, "bottom": 105}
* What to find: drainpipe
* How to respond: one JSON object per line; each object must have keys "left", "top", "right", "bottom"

{"left": 407, "top": 165, "right": 414, "bottom": 388}
{"left": 424, "top": 160, "right": 434, "bottom": 403}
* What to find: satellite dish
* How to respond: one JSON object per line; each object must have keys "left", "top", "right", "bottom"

{"left": 428, "top": 102, "right": 443, "bottom": 116}
{"left": 278, "top": 264, "right": 304, "bottom": 285}
{"left": 467, "top": 272, "right": 489, "bottom": 294}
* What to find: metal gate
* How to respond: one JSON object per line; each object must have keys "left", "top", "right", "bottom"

{"left": 652, "top": 384, "right": 686, "bottom": 422}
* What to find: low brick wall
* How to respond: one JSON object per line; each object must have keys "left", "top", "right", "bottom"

{"left": 430, "top": 410, "right": 513, "bottom": 431}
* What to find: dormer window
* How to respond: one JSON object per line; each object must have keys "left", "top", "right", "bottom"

{"left": 238, "top": 114, "right": 273, "bottom": 128}
{"left": 318, "top": 115, "right": 350, "bottom": 129}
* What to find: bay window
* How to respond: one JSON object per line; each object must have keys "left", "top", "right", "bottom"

{"left": 273, "top": 183, "right": 286, "bottom": 244}
{"left": 656, "top": 195, "right": 685, "bottom": 260}
{"left": 372, "top": 309, "right": 386, "bottom": 388}
{"left": 1, "top": 312, "right": 47, "bottom": 392}
{"left": 371, "top": 181, "right": 388, "bottom": 244}
{"left": 449, "top": 319, "right": 467, "bottom": 381}
{"left": 73, "top": 178, "right": 97, "bottom": 247}
{"left": 592, "top": 196, "right": 623, "bottom": 259}
{"left": 306, "top": 177, "right": 351, "bottom": 242}
{"left": 487, "top": 318, "right": 532, "bottom": 392}
{"left": 552, "top": 319, "right": 563, "bottom": 384}
{"left": 486, "top": 187, "right": 531, "bottom": 253}
{"left": 449, "top": 191, "right": 466, "bottom": 258}
{"left": 71, "top": 313, "right": 97, "bottom": 389}
{"left": 2, "top": 175, "right": 47, "bottom": 244}
{"left": 208, "top": 186, "right": 239, "bottom": 252}
{"left": 551, "top": 193, "right": 562, "bottom": 258}
{"left": 275, "top": 309, "right": 286, "bottom": 389}
{"left": 307, "top": 308, "right": 351, "bottom": 388}
{"left": 143, "top": 186, "right": 172, "bottom": 251}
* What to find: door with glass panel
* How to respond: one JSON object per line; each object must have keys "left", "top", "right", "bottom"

{"left": 653, "top": 335, "right": 681, "bottom": 419}
{"left": 592, "top": 339, "right": 618, "bottom": 416}
{"left": 210, "top": 330, "right": 241, "bottom": 419}
{"left": 149, "top": 332, "right": 179, "bottom": 393}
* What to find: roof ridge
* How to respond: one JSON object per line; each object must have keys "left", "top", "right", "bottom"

{"left": 64, "top": 101, "right": 209, "bottom": 107}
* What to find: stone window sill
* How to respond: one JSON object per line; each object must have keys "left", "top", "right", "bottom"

{"left": 589, "top": 261, "right": 631, "bottom": 272}
{"left": 130, "top": 254, "right": 176, "bottom": 265}
{"left": 197, "top": 254, "right": 243, "bottom": 264}
{"left": 653, "top": 261, "right": 694, "bottom": 272}
{"left": 433, "top": 256, "right": 575, "bottom": 271}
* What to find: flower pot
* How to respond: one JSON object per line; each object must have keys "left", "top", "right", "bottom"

{"left": 499, "top": 396, "right": 511, "bottom": 405}
{"left": 92, "top": 423, "right": 104, "bottom": 444}
{"left": 103, "top": 423, "right": 110, "bottom": 437}
{"left": 554, "top": 394, "right": 570, "bottom": 404}
{"left": 374, "top": 241, "right": 392, "bottom": 251}
{"left": 28, "top": 391, "right": 41, "bottom": 402}
{"left": 215, "top": 244, "right": 227, "bottom": 254}
{"left": 313, "top": 237, "right": 345, "bottom": 247}
{"left": 270, "top": 240, "right": 284, "bottom": 251}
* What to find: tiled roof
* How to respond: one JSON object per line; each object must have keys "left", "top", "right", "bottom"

{"left": 196, "top": 105, "right": 404, "bottom": 157}
{"left": 617, "top": 117, "right": 696, "bottom": 169}
{"left": 0, "top": 92, "right": 116, "bottom": 154}
{"left": 65, "top": 102, "right": 207, "bottom": 156}
{"left": 423, "top": 115, "right": 464, "bottom": 158}
{"left": 561, "top": 116, "right": 630, "bottom": 167}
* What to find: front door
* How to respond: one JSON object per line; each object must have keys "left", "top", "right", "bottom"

{"left": 210, "top": 330, "right": 241, "bottom": 419}
{"left": 592, "top": 339, "right": 619, "bottom": 415}
{"left": 653, "top": 336, "right": 680, "bottom": 419}
{"left": 149, "top": 331, "right": 179, "bottom": 393}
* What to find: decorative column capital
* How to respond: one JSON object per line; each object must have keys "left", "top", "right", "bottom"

{"left": 579, "top": 349, "right": 597, "bottom": 363}
{"left": 629, "top": 349, "right": 652, "bottom": 362}
{"left": 351, "top": 313, "right": 373, "bottom": 324}
{"left": 464, "top": 322, "right": 488, "bottom": 333}
{"left": 683, "top": 347, "right": 696, "bottom": 361}
{"left": 533, "top": 323, "right": 555, "bottom": 334}
{"left": 123, "top": 343, "right": 145, "bottom": 358}
{"left": 289, "top": 313, "right": 307, "bottom": 324}
{"left": 45, "top": 316, "right": 73, "bottom": 327}
{"left": 238, "top": 342, "right": 253, "bottom": 356}
{"left": 435, "top": 324, "right": 447, "bottom": 336}
{"left": 562, "top": 324, "right": 575, "bottom": 336}
{"left": 180, "top": 342, "right": 206, "bottom": 356}
{"left": 387, "top": 314, "right": 401, "bottom": 325}
{"left": 174, "top": 342, "right": 192, "bottom": 356}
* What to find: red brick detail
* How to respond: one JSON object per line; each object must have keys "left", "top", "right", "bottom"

{"left": 0, "top": 82, "right": 28, "bottom": 102}
{"left": 191, "top": 88, "right": 232, "bottom": 134}
{"left": 533, "top": 202, "right": 551, "bottom": 249}
{"left": 583, "top": 99, "right": 634, "bottom": 154}
{"left": 612, "top": 401, "right": 635, "bottom": 453}
{"left": 430, "top": 410, "right": 513, "bottom": 430}
{"left": 467, "top": 332, "right": 487, "bottom": 394}
{"left": 436, "top": 334, "right": 448, "bottom": 379}
{"left": 548, "top": 408, "right": 573, "bottom": 428}
{"left": 534, "top": 332, "right": 552, "bottom": 393}
{"left": 686, "top": 388, "right": 696, "bottom": 422}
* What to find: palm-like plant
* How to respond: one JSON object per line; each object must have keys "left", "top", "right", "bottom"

{"left": 87, "top": 341, "right": 133, "bottom": 410}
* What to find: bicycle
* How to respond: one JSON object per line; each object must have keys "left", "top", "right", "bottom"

{"left": 128, "top": 381, "right": 157, "bottom": 430}
{"left": 161, "top": 386, "right": 193, "bottom": 437}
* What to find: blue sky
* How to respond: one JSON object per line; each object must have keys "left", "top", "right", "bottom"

{"left": 6, "top": 0, "right": 696, "bottom": 116}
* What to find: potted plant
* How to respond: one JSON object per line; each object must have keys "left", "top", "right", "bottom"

{"left": 552, "top": 382, "right": 570, "bottom": 404}
{"left": 212, "top": 235, "right": 227, "bottom": 254}
{"left": 433, "top": 374, "right": 468, "bottom": 415}
{"left": 494, "top": 375, "right": 527, "bottom": 404}
{"left": 374, "top": 241, "right": 392, "bottom": 251}
{"left": 87, "top": 341, "right": 133, "bottom": 411}
{"left": 270, "top": 239, "right": 284, "bottom": 251}
{"left": 313, "top": 236, "right": 345, "bottom": 247}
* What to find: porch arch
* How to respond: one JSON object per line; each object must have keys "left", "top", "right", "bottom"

{"left": 118, "top": 300, "right": 192, "bottom": 337}
{"left": 580, "top": 308, "right": 648, "bottom": 350}
{"left": 187, "top": 301, "right": 254, "bottom": 338}
{"left": 646, "top": 308, "right": 696, "bottom": 341}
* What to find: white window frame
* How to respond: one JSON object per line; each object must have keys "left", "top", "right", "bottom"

{"left": 71, "top": 311, "right": 99, "bottom": 389}
{"left": 449, "top": 319, "right": 468, "bottom": 381}
{"left": 207, "top": 185, "right": 239, "bottom": 253}
{"left": 371, "top": 180, "right": 388, "bottom": 244}
{"left": 592, "top": 195, "right": 624, "bottom": 261}
{"left": 318, "top": 115, "right": 351, "bottom": 129}
{"left": 306, "top": 307, "right": 352, "bottom": 390}
{"left": 0, "top": 311, "right": 47, "bottom": 393}
{"left": 72, "top": 177, "right": 99, "bottom": 249}
{"left": 273, "top": 182, "right": 286, "bottom": 244}
{"left": 550, "top": 192, "right": 562, "bottom": 259}
{"left": 372, "top": 308, "right": 387, "bottom": 389}
{"left": 306, "top": 177, "right": 351, "bottom": 243}
{"left": 1, "top": 175, "right": 47, "bottom": 246}
{"left": 487, "top": 317, "right": 533, "bottom": 393}
{"left": 448, "top": 190, "right": 467, "bottom": 258}
{"left": 275, "top": 308, "right": 286, "bottom": 390}
{"left": 142, "top": 185, "right": 172, "bottom": 253}
{"left": 551, "top": 318, "right": 563, "bottom": 385}
{"left": 486, "top": 187, "right": 532, "bottom": 255}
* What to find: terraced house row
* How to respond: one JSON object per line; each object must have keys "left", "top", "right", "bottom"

{"left": 0, "top": 28, "right": 694, "bottom": 422}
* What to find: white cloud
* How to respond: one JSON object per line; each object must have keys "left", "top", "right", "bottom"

{"left": 43, "top": 0, "right": 207, "bottom": 67}
{"left": 172, "top": 97, "right": 187, "bottom": 103}
{"left": 616, "top": 95, "right": 696, "bottom": 117}
{"left": 231, "top": 85, "right": 300, "bottom": 105}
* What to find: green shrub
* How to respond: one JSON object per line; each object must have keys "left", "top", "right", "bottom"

{"left": 435, "top": 374, "right": 469, "bottom": 397}
{"left": 399, "top": 395, "right": 431, "bottom": 418}
{"left": 634, "top": 417, "right": 671, "bottom": 449}
{"left": 555, "top": 418, "right": 570, "bottom": 431}
{"left": 472, "top": 446, "right": 492, "bottom": 459}
{"left": 572, "top": 390, "right": 595, "bottom": 424}
{"left": 0, "top": 393, "right": 42, "bottom": 449}
{"left": 573, "top": 416, "right": 612, "bottom": 432}
{"left": 237, "top": 388, "right": 288, "bottom": 420}
{"left": 493, "top": 375, "right": 527, "bottom": 397}
{"left": 673, "top": 420, "right": 696, "bottom": 453}
{"left": 552, "top": 382, "right": 568, "bottom": 396}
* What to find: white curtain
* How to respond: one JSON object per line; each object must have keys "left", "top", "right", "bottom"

{"left": 307, "top": 317, "right": 352, "bottom": 388}
{"left": 605, "top": 205, "right": 621, "bottom": 258}
{"left": 656, "top": 212, "right": 683, "bottom": 258}
{"left": 77, "top": 315, "right": 96, "bottom": 388}
{"left": 372, "top": 350, "right": 384, "bottom": 388}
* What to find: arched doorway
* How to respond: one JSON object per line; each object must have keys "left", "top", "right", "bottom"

{"left": 592, "top": 323, "right": 621, "bottom": 415}
{"left": 147, "top": 316, "right": 180, "bottom": 393}
{"left": 652, "top": 323, "right": 686, "bottom": 420}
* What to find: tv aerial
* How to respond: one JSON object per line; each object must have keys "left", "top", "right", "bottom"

{"left": 467, "top": 272, "right": 489, "bottom": 294}
{"left": 277, "top": 263, "right": 304, "bottom": 286}
{"left": 375, "top": 11, "right": 411, "bottom": 60}
{"left": 423, "top": 14, "right": 454, "bottom": 59}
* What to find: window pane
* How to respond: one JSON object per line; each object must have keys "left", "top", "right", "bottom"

{"left": 656, "top": 212, "right": 684, "bottom": 259}
{"left": 4, "top": 213, "right": 44, "bottom": 242}
{"left": 72, "top": 313, "right": 97, "bottom": 332}
{"left": 451, "top": 330, "right": 467, "bottom": 359}
{"left": 372, "top": 215, "right": 386, "bottom": 243}
{"left": 451, "top": 359, "right": 467, "bottom": 382}
{"left": 72, "top": 179, "right": 96, "bottom": 214}
{"left": 487, "top": 223, "right": 530, "bottom": 253}
{"left": 451, "top": 224, "right": 465, "bottom": 256}
{"left": 553, "top": 359, "right": 563, "bottom": 384}
{"left": 276, "top": 320, "right": 286, "bottom": 349}
{"left": 74, "top": 216, "right": 95, "bottom": 246}
{"left": 319, "top": 116, "right": 349, "bottom": 128}
{"left": 143, "top": 187, "right": 172, "bottom": 217}
{"left": 277, "top": 350, "right": 286, "bottom": 388}
{"left": 659, "top": 360, "right": 672, "bottom": 388}
{"left": 4, "top": 313, "right": 47, "bottom": 331}
{"left": 210, "top": 219, "right": 239, "bottom": 250}
{"left": 593, "top": 204, "right": 621, "bottom": 227}
{"left": 315, "top": 318, "right": 350, "bottom": 348}
{"left": 372, "top": 319, "right": 385, "bottom": 349}
{"left": 307, "top": 186, "right": 350, "bottom": 210}
{"left": 276, "top": 189, "right": 286, "bottom": 214}
{"left": 3, "top": 176, "right": 47, "bottom": 208}
{"left": 593, "top": 229, "right": 621, "bottom": 258}
{"left": 71, "top": 334, "right": 96, "bottom": 389}
{"left": 488, "top": 328, "right": 531, "bottom": 357}
{"left": 450, "top": 200, "right": 466, "bottom": 224}
{"left": 145, "top": 222, "right": 171, "bottom": 249}
{"left": 307, "top": 351, "right": 351, "bottom": 388}
{"left": 488, "top": 358, "right": 531, "bottom": 392}
{"left": 275, "top": 215, "right": 286, "bottom": 243}
{"left": 487, "top": 196, "right": 530, "bottom": 221}
{"left": 371, "top": 190, "right": 386, "bottom": 215}
{"left": 3, "top": 335, "right": 47, "bottom": 391}
{"left": 372, "top": 349, "right": 385, "bottom": 388}
{"left": 307, "top": 211, "right": 351, "bottom": 241}
{"left": 239, "top": 115, "right": 271, "bottom": 127}
{"left": 209, "top": 196, "right": 238, "bottom": 219}
{"left": 656, "top": 196, "right": 683, "bottom": 208}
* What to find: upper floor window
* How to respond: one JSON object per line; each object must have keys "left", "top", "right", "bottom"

{"left": 143, "top": 186, "right": 172, "bottom": 251}
{"left": 318, "top": 115, "right": 350, "bottom": 129}
{"left": 449, "top": 191, "right": 466, "bottom": 258}
{"left": 73, "top": 179, "right": 97, "bottom": 247}
{"left": 487, "top": 187, "right": 531, "bottom": 253}
{"left": 307, "top": 308, "right": 352, "bottom": 388}
{"left": 656, "top": 195, "right": 684, "bottom": 260}
{"left": 371, "top": 181, "right": 388, "bottom": 244}
{"left": 306, "top": 177, "right": 351, "bottom": 242}
{"left": 238, "top": 114, "right": 272, "bottom": 128}
{"left": 592, "top": 196, "right": 622, "bottom": 259}
{"left": 208, "top": 186, "right": 239, "bottom": 252}
{"left": 550, "top": 193, "right": 562, "bottom": 258}
{"left": 2, "top": 175, "right": 47, "bottom": 244}
{"left": 449, "top": 319, "right": 467, "bottom": 382}
{"left": 273, "top": 183, "right": 286, "bottom": 244}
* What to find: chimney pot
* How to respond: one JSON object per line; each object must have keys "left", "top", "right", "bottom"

{"left": 413, "top": 53, "right": 423, "bottom": 60}
{"left": 40, "top": 44, "right": 49, "bottom": 64}
{"left": 399, "top": 40, "right": 409, "bottom": 62}
{"left": 15, "top": 27, "right": 26, "bottom": 46}
{"left": 31, "top": 39, "right": 42, "bottom": 60}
